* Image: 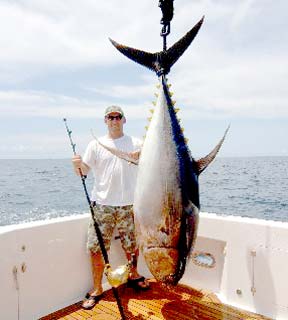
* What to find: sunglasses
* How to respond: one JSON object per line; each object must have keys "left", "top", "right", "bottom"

{"left": 106, "top": 115, "right": 123, "bottom": 121}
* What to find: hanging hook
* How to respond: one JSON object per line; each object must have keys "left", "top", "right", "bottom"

{"left": 159, "top": 0, "right": 174, "bottom": 50}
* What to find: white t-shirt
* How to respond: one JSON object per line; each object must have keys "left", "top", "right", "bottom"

{"left": 83, "top": 134, "right": 142, "bottom": 206}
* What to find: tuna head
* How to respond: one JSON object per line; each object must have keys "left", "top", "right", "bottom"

{"left": 134, "top": 77, "right": 200, "bottom": 285}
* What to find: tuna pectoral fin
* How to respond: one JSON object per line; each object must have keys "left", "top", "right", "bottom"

{"left": 172, "top": 202, "right": 199, "bottom": 285}
{"left": 91, "top": 132, "right": 139, "bottom": 165}
{"left": 196, "top": 125, "right": 230, "bottom": 174}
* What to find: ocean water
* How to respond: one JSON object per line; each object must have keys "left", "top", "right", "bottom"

{"left": 0, "top": 157, "right": 287, "bottom": 226}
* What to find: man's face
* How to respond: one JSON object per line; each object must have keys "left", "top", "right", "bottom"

{"left": 105, "top": 112, "right": 125, "bottom": 132}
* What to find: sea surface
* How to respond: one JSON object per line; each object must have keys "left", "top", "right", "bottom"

{"left": 0, "top": 157, "right": 287, "bottom": 227}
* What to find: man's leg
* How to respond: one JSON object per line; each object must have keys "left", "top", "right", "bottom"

{"left": 90, "top": 251, "right": 105, "bottom": 295}
{"left": 117, "top": 206, "right": 150, "bottom": 289}
{"left": 82, "top": 251, "right": 104, "bottom": 309}
{"left": 126, "top": 249, "right": 139, "bottom": 278}
{"left": 87, "top": 204, "right": 115, "bottom": 291}
{"left": 125, "top": 249, "right": 149, "bottom": 289}
{"left": 83, "top": 204, "right": 115, "bottom": 309}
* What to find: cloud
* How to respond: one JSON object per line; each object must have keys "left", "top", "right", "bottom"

{"left": 0, "top": 90, "right": 106, "bottom": 118}
{"left": 0, "top": 89, "right": 150, "bottom": 120}
{"left": 84, "top": 83, "right": 154, "bottom": 101}
{"left": 230, "top": 0, "right": 256, "bottom": 29}
{"left": 0, "top": 1, "right": 288, "bottom": 122}
{"left": 171, "top": 50, "right": 288, "bottom": 119}
{"left": 0, "top": 131, "right": 75, "bottom": 158}
{"left": 0, "top": 0, "right": 158, "bottom": 67}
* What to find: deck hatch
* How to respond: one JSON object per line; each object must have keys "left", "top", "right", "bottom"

{"left": 192, "top": 251, "right": 216, "bottom": 268}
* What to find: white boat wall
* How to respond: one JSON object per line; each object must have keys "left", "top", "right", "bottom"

{"left": 1, "top": 212, "right": 288, "bottom": 320}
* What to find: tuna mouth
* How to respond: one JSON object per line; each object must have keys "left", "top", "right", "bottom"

{"left": 143, "top": 247, "right": 179, "bottom": 283}
{"left": 147, "top": 245, "right": 176, "bottom": 249}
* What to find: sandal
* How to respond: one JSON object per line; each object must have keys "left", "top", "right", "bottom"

{"left": 82, "top": 292, "right": 103, "bottom": 310}
{"left": 127, "top": 276, "right": 150, "bottom": 291}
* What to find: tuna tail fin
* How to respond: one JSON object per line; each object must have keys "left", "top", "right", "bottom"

{"left": 163, "top": 16, "right": 204, "bottom": 74}
{"left": 109, "top": 16, "right": 204, "bottom": 76}
{"left": 109, "top": 38, "right": 158, "bottom": 73}
{"left": 196, "top": 125, "right": 230, "bottom": 174}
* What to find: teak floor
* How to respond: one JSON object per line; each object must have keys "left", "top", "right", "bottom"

{"left": 40, "top": 279, "right": 271, "bottom": 320}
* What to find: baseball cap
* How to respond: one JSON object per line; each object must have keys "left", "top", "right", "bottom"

{"left": 104, "top": 106, "right": 124, "bottom": 117}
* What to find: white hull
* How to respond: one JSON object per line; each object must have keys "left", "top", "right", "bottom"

{"left": 1, "top": 213, "right": 287, "bottom": 319}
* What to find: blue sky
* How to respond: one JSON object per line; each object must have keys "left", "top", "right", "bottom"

{"left": 0, "top": 0, "right": 287, "bottom": 159}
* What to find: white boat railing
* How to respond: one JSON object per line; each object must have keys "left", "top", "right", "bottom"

{"left": 1, "top": 212, "right": 288, "bottom": 320}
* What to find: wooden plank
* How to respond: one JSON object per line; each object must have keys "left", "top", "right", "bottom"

{"left": 39, "top": 280, "right": 272, "bottom": 320}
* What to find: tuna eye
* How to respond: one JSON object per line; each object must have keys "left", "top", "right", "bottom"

{"left": 158, "top": 225, "right": 169, "bottom": 234}
{"left": 191, "top": 252, "right": 216, "bottom": 268}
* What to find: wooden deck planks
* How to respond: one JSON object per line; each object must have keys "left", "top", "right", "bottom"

{"left": 40, "top": 280, "right": 272, "bottom": 320}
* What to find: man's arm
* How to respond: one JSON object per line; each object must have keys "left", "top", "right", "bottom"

{"left": 72, "top": 155, "right": 90, "bottom": 176}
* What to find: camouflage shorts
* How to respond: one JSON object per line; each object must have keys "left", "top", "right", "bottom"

{"left": 87, "top": 203, "right": 138, "bottom": 255}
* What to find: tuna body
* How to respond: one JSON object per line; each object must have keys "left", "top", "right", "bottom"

{"left": 134, "top": 78, "right": 199, "bottom": 284}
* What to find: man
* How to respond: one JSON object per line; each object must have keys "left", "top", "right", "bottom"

{"left": 72, "top": 106, "right": 149, "bottom": 310}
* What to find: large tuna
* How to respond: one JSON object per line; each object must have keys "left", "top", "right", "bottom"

{"left": 134, "top": 76, "right": 228, "bottom": 284}
{"left": 110, "top": 16, "right": 228, "bottom": 284}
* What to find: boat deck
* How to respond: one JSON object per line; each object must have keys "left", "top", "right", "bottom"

{"left": 40, "top": 279, "right": 271, "bottom": 320}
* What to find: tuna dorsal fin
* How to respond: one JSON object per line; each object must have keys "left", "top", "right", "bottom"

{"left": 196, "top": 125, "right": 230, "bottom": 174}
{"left": 109, "top": 16, "right": 204, "bottom": 75}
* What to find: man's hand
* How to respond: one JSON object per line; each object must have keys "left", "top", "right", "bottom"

{"left": 128, "top": 150, "right": 141, "bottom": 161}
{"left": 72, "top": 155, "right": 90, "bottom": 176}
{"left": 72, "top": 154, "right": 82, "bottom": 175}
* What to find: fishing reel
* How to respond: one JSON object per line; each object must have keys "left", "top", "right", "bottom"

{"left": 104, "top": 252, "right": 138, "bottom": 288}
{"left": 104, "top": 263, "right": 130, "bottom": 288}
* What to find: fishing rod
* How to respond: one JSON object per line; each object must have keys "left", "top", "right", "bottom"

{"left": 63, "top": 118, "right": 128, "bottom": 320}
